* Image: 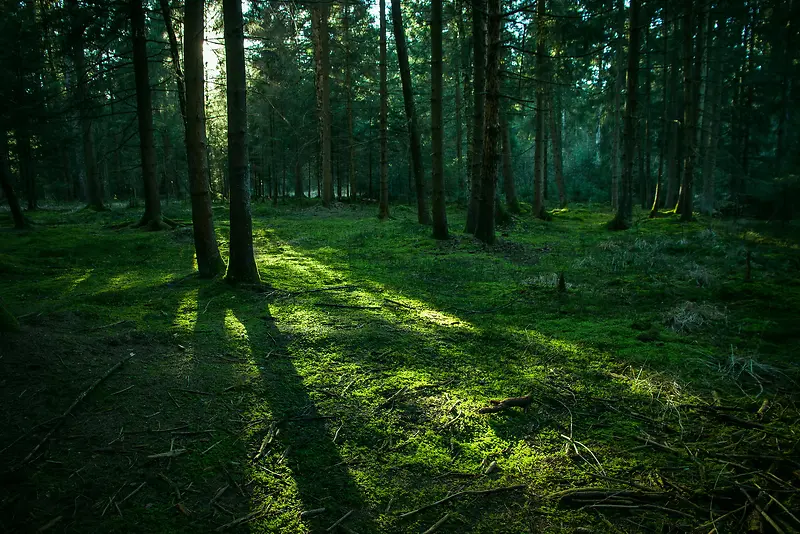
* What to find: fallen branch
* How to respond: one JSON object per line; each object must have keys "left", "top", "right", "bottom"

{"left": 478, "top": 395, "right": 533, "bottom": 414}
{"left": 422, "top": 513, "right": 450, "bottom": 534}
{"left": 326, "top": 509, "right": 353, "bottom": 531}
{"left": 215, "top": 509, "right": 268, "bottom": 531}
{"left": 147, "top": 449, "right": 186, "bottom": 459}
{"left": 315, "top": 303, "right": 382, "bottom": 310}
{"left": 290, "top": 285, "right": 356, "bottom": 296}
{"left": 21, "top": 353, "right": 134, "bottom": 465}
{"left": 399, "top": 484, "right": 526, "bottom": 518}
{"left": 739, "top": 486, "right": 786, "bottom": 534}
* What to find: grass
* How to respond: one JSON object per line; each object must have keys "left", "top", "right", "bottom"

{"left": 1, "top": 201, "right": 799, "bottom": 533}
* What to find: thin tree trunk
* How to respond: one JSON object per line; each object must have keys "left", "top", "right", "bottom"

{"left": 158, "top": 0, "right": 188, "bottom": 134}
{"left": 455, "top": 0, "right": 464, "bottom": 197}
{"left": 611, "top": 0, "right": 625, "bottom": 211}
{"left": 378, "top": 0, "right": 390, "bottom": 219}
{"left": 548, "top": 89, "right": 567, "bottom": 208}
{"left": 131, "top": 0, "right": 165, "bottom": 229}
{"left": 533, "top": 0, "right": 546, "bottom": 219}
{"left": 501, "top": 111, "right": 519, "bottom": 213}
{"left": 677, "top": 0, "right": 703, "bottom": 221}
{"left": 465, "top": 0, "right": 486, "bottom": 233}
{"left": 343, "top": 2, "right": 356, "bottom": 200}
{"left": 431, "top": 0, "right": 448, "bottom": 239}
{"left": 610, "top": 0, "right": 640, "bottom": 230}
{"left": 702, "top": 17, "right": 725, "bottom": 215}
{"left": 391, "top": 0, "right": 430, "bottom": 224}
{"left": 1, "top": 129, "right": 27, "bottom": 229}
{"left": 185, "top": 0, "right": 224, "bottom": 277}
{"left": 223, "top": 0, "right": 259, "bottom": 283}
{"left": 312, "top": 4, "right": 333, "bottom": 207}
{"left": 651, "top": 8, "right": 669, "bottom": 216}
{"left": 642, "top": 4, "right": 652, "bottom": 208}
{"left": 475, "top": 0, "right": 501, "bottom": 243}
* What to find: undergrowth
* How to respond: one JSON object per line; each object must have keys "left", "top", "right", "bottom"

{"left": 0, "top": 202, "right": 798, "bottom": 533}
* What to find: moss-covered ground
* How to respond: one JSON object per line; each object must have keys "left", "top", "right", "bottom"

{"left": 1, "top": 202, "right": 798, "bottom": 533}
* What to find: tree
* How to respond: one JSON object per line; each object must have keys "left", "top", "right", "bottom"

{"left": 131, "top": 0, "right": 167, "bottom": 230}
{"left": 548, "top": 88, "right": 567, "bottom": 208}
{"left": 391, "top": 0, "right": 430, "bottom": 225}
{"left": 378, "top": 0, "right": 390, "bottom": 220}
{"left": 223, "top": 0, "right": 260, "bottom": 284}
{"left": 474, "top": 0, "right": 501, "bottom": 244}
{"left": 312, "top": 3, "right": 333, "bottom": 207}
{"left": 430, "top": 0, "right": 448, "bottom": 239}
{"left": 533, "top": 0, "right": 546, "bottom": 219}
{"left": 465, "top": 0, "right": 486, "bottom": 233}
{"left": 185, "top": 0, "right": 225, "bottom": 277}
{"left": 609, "top": 0, "right": 640, "bottom": 230}
{"left": 158, "top": 0, "right": 188, "bottom": 135}
{"left": 1, "top": 129, "right": 27, "bottom": 229}
{"left": 68, "top": 0, "right": 105, "bottom": 211}
{"left": 501, "top": 111, "right": 520, "bottom": 213}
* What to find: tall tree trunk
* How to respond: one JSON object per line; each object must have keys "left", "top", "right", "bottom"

{"left": 69, "top": 0, "right": 105, "bottom": 211}
{"left": 131, "top": 0, "right": 165, "bottom": 229}
{"left": 465, "top": 0, "right": 486, "bottom": 233}
{"left": 344, "top": 2, "right": 356, "bottom": 200}
{"left": 158, "top": 0, "right": 187, "bottom": 134}
{"left": 533, "top": 0, "right": 546, "bottom": 219}
{"left": 677, "top": 0, "right": 703, "bottom": 221}
{"left": 378, "top": 0, "right": 390, "bottom": 219}
{"left": 702, "top": 17, "right": 725, "bottom": 215}
{"left": 501, "top": 111, "right": 519, "bottom": 213}
{"left": 1, "top": 129, "right": 27, "bottom": 229}
{"left": 391, "top": 0, "right": 430, "bottom": 224}
{"left": 294, "top": 138, "right": 305, "bottom": 198}
{"left": 455, "top": 0, "right": 464, "bottom": 197}
{"left": 223, "top": 0, "right": 259, "bottom": 283}
{"left": 610, "top": 0, "right": 625, "bottom": 211}
{"left": 431, "top": 0, "right": 448, "bottom": 239}
{"left": 475, "top": 0, "right": 501, "bottom": 243}
{"left": 651, "top": 9, "right": 669, "bottom": 216}
{"left": 548, "top": 89, "right": 567, "bottom": 208}
{"left": 312, "top": 4, "right": 333, "bottom": 207}
{"left": 185, "top": 0, "right": 224, "bottom": 277}
{"left": 642, "top": 4, "right": 652, "bottom": 209}
{"left": 775, "top": 0, "right": 794, "bottom": 173}
{"left": 664, "top": 16, "right": 682, "bottom": 210}
{"left": 610, "top": 0, "right": 640, "bottom": 230}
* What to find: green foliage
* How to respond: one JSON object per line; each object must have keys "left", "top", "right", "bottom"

{"left": 1, "top": 204, "right": 798, "bottom": 532}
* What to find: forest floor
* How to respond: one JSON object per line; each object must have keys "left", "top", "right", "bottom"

{"left": 1, "top": 201, "right": 799, "bottom": 533}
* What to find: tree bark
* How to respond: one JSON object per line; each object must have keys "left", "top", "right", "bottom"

{"left": 475, "top": 0, "right": 501, "bottom": 244}
{"left": 378, "top": 0, "right": 390, "bottom": 220}
{"left": 185, "top": 0, "right": 225, "bottom": 277}
{"left": 68, "top": 0, "right": 105, "bottom": 211}
{"left": 651, "top": 9, "right": 669, "bottom": 217}
{"left": 702, "top": 17, "right": 725, "bottom": 215}
{"left": 430, "top": 0, "right": 448, "bottom": 239}
{"left": 610, "top": 0, "right": 640, "bottom": 230}
{"left": 223, "top": 0, "right": 259, "bottom": 283}
{"left": 131, "top": 0, "right": 165, "bottom": 229}
{"left": 159, "top": 0, "right": 188, "bottom": 135}
{"left": 610, "top": 0, "right": 625, "bottom": 211}
{"left": 391, "top": 0, "right": 430, "bottom": 224}
{"left": 548, "top": 89, "right": 567, "bottom": 208}
{"left": 312, "top": 3, "right": 333, "bottom": 207}
{"left": 677, "top": 0, "right": 703, "bottom": 221}
{"left": 343, "top": 2, "right": 356, "bottom": 200}
{"left": 1, "top": 129, "right": 27, "bottom": 229}
{"left": 533, "top": 0, "right": 546, "bottom": 219}
{"left": 501, "top": 111, "right": 519, "bottom": 213}
{"left": 465, "top": 0, "right": 486, "bottom": 233}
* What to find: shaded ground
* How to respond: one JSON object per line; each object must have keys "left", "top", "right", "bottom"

{"left": 1, "top": 202, "right": 798, "bottom": 533}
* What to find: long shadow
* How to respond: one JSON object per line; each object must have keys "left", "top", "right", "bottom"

{"left": 193, "top": 283, "right": 373, "bottom": 532}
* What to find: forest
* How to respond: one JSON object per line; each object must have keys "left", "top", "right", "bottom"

{"left": 1, "top": 0, "right": 799, "bottom": 532}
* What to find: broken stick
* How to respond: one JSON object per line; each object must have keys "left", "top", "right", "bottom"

{"left": 478, "top": 395, "right": 533, "bottom": 414}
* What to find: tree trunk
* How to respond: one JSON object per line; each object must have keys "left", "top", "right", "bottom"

{"left": 533, "top": 0, "right": 546, "bottom": 219}
{"left": 378, "top": 0, "right": 390, "bottom": 220}
{"left": 465, "top": 0, "right": 486, "bottom": 233}
{"left": 475, "top": 0, "right": 501, "bottom": 243}
{"left": 158, "top": 0, "right": 188, "bottom": 135}
{"left": 677, "top": 0, "right": 703, "bottom": 221}
{"left": 642, "top": 5, "right": 652, "bottom": 209}
{"left": 610, "top": 0, "right": 625, "bottom": 211}
{"left": 1, "top": 129, "right": 27, "bottom": 229}
{"left": 344, "top": 3, "right": 356, "bottom": 200}
{"left": 223, "top": 0, "right": 259, "bottom": 284}
{"left": 548, "top": 89, "right": 567, "bottom": 208}
{"left": 131, "top": 0, "right": 166, "bottom": 229}
{"left": 185, "top": 0, "right": 225, "bottom": 277}
{"left": 702, "top": 17, "right": 725, "bottom": 215}
{"left": 455, "top": 0, "right": 464, "bottom": 197}
{"left": 69, "top": 0, "right": 105, "bottom": 211}
{"left": 312, "top": 4, "right": 333, "bottom": 208}
{"left": 610, "top": 0, "right": 640, "bottom": 230}
{"left": 651, "top": 9, "right": 669, "bottom": 216}
{"left": 391, "top": 0, "right": 430, "bottom": 224}
{"left": 501, "top": 111, "right": 519, "bottom": 213}
{"left": 430, "top": 0, "right": 448, "bottom": 239}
